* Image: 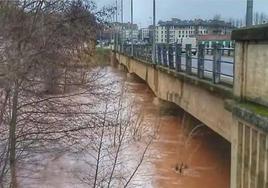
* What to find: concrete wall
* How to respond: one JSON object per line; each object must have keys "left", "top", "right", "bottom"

{"left": 234, "top": 41, "right": 268, "bottom": 106}
{"left": 116, "top": 53, "right": 233, "bottom": 142}
{"left": 232, "top": 25, "right": 268, "bottom": 107}
{"left": 231, "top": 119, "right": 268, "bottom": 188}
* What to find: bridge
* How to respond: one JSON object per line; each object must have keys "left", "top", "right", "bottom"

{"left": 112, "top": 25, "right": 268, "bottom": 188}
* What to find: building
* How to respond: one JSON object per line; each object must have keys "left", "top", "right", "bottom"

{"left": 156, "top": 18, "right": 235, "bottom": 44}
{"left": 116, "top": 22, "right": 139, "bottom": 44}
{"left": 122, "top": 29, "right": 139, "bottom": 44}
{"left": 106, "top": 22, "right": 139, "bottom": 45}
{"left": 197, "top": 34, "right": 234, "bottom": 48}
{"left": 139, "top": 28, "right": 150, "bottom": 43}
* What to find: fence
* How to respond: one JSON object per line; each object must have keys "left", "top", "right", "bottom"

{"left": 118, "top": 43, "right": 234, "bottom": 86}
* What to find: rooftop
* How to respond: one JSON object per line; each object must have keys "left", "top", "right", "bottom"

{"left": 158, "top": 18, "right": 234, "bottom": 28}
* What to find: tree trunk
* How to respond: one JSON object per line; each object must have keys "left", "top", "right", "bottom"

{"left": 9, "top": 82, "right": 19, "bottom": 188}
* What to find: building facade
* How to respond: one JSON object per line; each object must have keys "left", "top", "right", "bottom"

{"left": 197, "top": 34, "right": 234, "bottom": 48}
{"left": 119, "top": 22, "right": 139, "bottom": 44}
{"left": 109, "top": 22, "right": 139, "bottom": 45}
{"left": 156, "top": 18, "right": 235, "bottom": 44}
{"left": 139, "top": 28, "right": 150, "bottom": 43}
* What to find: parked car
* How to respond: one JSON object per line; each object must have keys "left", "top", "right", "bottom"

{"left": 178, "top": 37, "right": 197, "bottom": 55}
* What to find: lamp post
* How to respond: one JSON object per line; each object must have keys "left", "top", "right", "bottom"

{"left": 130, "top": 0, "right": 134, "bottom": 56}
{"left": 115, "top": 0, "right": 118, "bottom": 51}
{"left": 152, "top": 0, "right": 156, "bottom": 64}
{"left": 246, "top": 0, "right": 253, "bottom": 26}
{"left": 121, "top": 0, "right": 124, "bottom": 52}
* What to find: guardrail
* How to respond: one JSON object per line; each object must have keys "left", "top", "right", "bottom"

{"left": 117, "top": 43, "right": 234, "bottom": 87}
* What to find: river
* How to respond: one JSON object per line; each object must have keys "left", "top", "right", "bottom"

{"left": 18, "top": 65, "right": 230, "bottom": 188}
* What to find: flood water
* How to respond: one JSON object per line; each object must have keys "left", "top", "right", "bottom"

{"left": 18, "top": 66, "right": 231, "bottom": 188}
{"left": 112, "top": 66, "right": 231, "bottom": 188}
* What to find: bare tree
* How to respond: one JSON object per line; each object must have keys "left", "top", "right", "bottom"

{"left": 213, "top": 14, "right": 222, "bottom": 21}
{"left": 0, "top": 1, "right": 115, "bottom": 187}
{"left": 71, "top": 84, "right": 158, "bottom": 188}
{"left": 254, "top": 12, "right": 260, "bottom": 25}
{"left": 175, "top": 112, "right": 204, "bottom": 175}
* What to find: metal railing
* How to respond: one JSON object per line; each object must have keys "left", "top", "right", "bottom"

{"left": 118, "top": 43, "right": 234, "bottom": 86}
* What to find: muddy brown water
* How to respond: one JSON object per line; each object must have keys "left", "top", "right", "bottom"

{"left": 113, "top": 66, "right": 230, "bottom": 188}
{"left": 18, "top": 66, "right": 230, "bottom": 188}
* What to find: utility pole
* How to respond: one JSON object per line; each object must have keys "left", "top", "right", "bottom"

{"left": 152, "top": 0, "right": 156, "bottom": 64}
{"left": 115, "top": 0, "right": 118, "bottom": 51}
{"left": 246, "top": 0, "right": 253, "bottom": 27}
{"left": 131, "top": 0, "right": 134, "bottom": 56}
{"left": 121, "top": 0, "right": 124, "bottom": 52}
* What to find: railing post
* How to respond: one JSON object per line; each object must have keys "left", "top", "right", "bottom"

{"left": 160, "top": 44, "right": 164, "bottom": 66}
{"left": 142, "top": 45, "right": 145, "bottom": 60}
{"left": 145, "top": 46, "right": 148, "bottom": 61}
{"left": 165, "top": 44, "right": 169, "bottom": 67}
{"left": 198, "top": 44, "right": 205, "bottom": 79}
{"left": 162, "top": 45, "right": 167, "bottom": 67}
{"left": 173, "top": 43, "right": 176, "bottom": 69}
{"left": 175, "top": 44, "right": 182, "bottom": 72}
{"left": 147, "top": 45, "right": 150, "bottom": 61}
{"left": 168, "top": 44, "right": 174, "bottom": 69}
{"left": 228, "top": 48, "right": 231, "bottom": 56}
{"left": 155, "top": 44, "right": 159, "bottom": 64}
{"left": 213, "top": 44, "right": 221, "bottom": 84}
{"left": 149, "top": 45, "right": 152, "bottom": 63}
{"left": 186, "top": 44, "right": 192, "bottom": 74}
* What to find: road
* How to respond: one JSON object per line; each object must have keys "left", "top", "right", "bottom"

{"left": 179, "top": 55, "right": 234, "bottom": 84}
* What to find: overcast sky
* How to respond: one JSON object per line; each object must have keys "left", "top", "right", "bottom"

{"left": 93, "top": 0, "right": 268, "bottom": 27}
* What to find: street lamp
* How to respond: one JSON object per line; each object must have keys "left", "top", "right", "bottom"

{"left": 246, "top": 0, "right": 253, "bottom": 26}
{"left": 131, "top": 0, "right": 134, "bottom": 56}
{"left": 114, "top": 0, "right": 118, "bottom": 51}
{"left": 152, "top": 0, "right": 156, "bottom": 64}
{"left": 121, "top": 0, "right": 123, "bottom": 52}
